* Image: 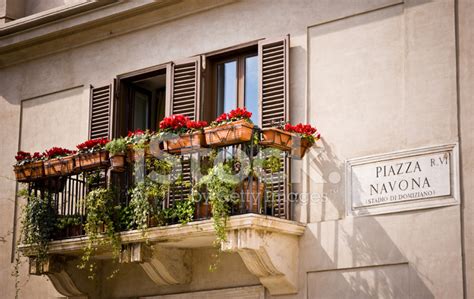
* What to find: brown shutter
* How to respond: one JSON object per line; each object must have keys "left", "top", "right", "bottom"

{"left": 258, "top": 35, "right": 289, "bottom": 128}
{"left": 259, "top": 35, "right": 290, "bottom": 219}
{"left": 170, "top": 57, "right": 201, "bottom": 120}
{"left": 89, "top": 83, "right": 114, "bottom": 139}
{"left": 167, "top": 57, "right": 201, "bottom": 207}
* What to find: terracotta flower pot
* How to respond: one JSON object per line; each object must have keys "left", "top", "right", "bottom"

{"left": 14, "top": 161, "right": 44, "bottom": 182}
{"left": 75, "top": 151, "right": 109, "bottom": 171}
{"left": 290, "top": 137, "right": 312, "bottom": 159}
{"left": 109, "top": 154, "right": 126, "bottom": 172}
{"left": 194, "top": 201, "right": 212, "bottom": 219}
{"left": 204, "top": 119, "right": 254, "bottom": 147}
{"left": 44, "top": 156, "right": 75, "bottom": 177}
{"left": 164, "top": 132, "right": 206, "bottom": 153}
{"left": 237, "top": 178, "right": 265, "bottom": 213}
{"left": 260, "top": 128, "right": 293, "bottom": 151}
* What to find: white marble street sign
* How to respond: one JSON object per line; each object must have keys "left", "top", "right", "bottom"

{"left": 346, "top": 144, "right": 459, "bottom": 216}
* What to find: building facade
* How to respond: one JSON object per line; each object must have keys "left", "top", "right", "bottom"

{"left": 0, "top": 0, "right": 473, "bottom": 298}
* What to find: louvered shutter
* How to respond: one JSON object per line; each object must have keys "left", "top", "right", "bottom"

{"left": 259, "top": 36, "right": 290, "bottom": 219}
{"left": 170, "top": 57, "right": 201, "bottom": 120}
{"left": 167, "top": 57, "right": 201, "bottom": 208}
{"left": 89, "top": 83, "right": 113, "bottom": 139}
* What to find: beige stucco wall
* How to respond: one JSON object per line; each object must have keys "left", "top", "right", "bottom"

{"left": 0, "top": 0, "right": 468, "bottom": 298}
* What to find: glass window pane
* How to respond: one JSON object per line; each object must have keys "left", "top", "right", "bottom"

{"left": 217, "top": 60, "right": 237, "bottom": 115}
{"left": 133, "top": 90, "right": 149, "bottom": 130}
{"left": 244, "top": 55, "right": 259, "bottom": 125}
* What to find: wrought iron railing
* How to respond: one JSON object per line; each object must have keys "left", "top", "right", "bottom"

{"left": 25, "top": 132, "right": 292, "bottom": 240}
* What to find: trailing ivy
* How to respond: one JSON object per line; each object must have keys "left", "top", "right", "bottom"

{"left": 18, "top": 189, "right": 57, "bottom": 263}
{"left": 198, "top": 163, "right": 239, "bottom": 245}
{"left": 79, "top": 188, "right": 121, "bottom": 279}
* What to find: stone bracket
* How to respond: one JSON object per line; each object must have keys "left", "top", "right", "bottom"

{"left": 29, "top": 255, "right": 86, "bottom": 297}
{"left": 120, "top": 243, "right": 191, "bottom": 286}
{"left": 222, "top": 228, "right": 300, "bottom": 295}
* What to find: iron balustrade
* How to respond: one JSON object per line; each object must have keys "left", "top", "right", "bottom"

{"left": 25, "top": 132, "right": 293, "bottom": 240}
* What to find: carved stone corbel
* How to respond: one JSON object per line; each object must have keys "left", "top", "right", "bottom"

{"left": 29, "top": 255, "right": 86, "bottom": 297}
{"left": 120, "top": 243, "right": 191, "bottom": 286}
{"left": 222, "top": 228, "right": 300, "bottom": 295}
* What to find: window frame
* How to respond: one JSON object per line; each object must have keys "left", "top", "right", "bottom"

{"left": 204, "top": 44, "right": 258, "bottom": 122}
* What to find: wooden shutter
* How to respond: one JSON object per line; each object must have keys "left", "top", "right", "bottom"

{"left": 258, "top": 35, "right": 289, "bottom": 128}
{"left": 89, "top": 83, "right": 114, "bottom": 139}
{"left": 168, "top": 57, "right": 201, "bottom": 206}
{"left": 170, "top": 57, "right": 201, "bottom": 119}
{"left": 259, "top": 36, "right": 290, "bottom": 219}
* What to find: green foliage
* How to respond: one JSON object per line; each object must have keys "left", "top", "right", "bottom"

{"left": 79, "top": 188, "right": 121, "bottom": 279}
{"left": 198, "top": 163, "right": 239, "bottom": 245}
{"left": 262, "top": 155, "right": 282, "bottom": 173}
{"left": 129, "top": 182, "right": 154, "bottom": 233}
{"left": 105, "top": 138, "right": 127, "bottom": 156}
{"left": 56, "top": 215, "right": 82, "bottom": 230}
{"left": 164, "top": 195, "right": 195, "bottom": 225}
{"left": 19, "top": 189, "right": 57, "bottom": 263}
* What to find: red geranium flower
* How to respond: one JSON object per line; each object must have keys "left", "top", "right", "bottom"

{"left": 284, "top": 122, "right": 320, "bottom": 144}
{"left": 212, "top": 107, "right": 252, "bottom": 126}
{"left": 76, "top": 137, "right": 109, "bottom": 153}
{"left": 44, "top": 147, "right": 74, "bottom": 159}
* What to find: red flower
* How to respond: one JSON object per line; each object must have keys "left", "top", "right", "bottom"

{"left": 15, "top": 151, "right": 31, "bottom": 162}
{"left": 284, "top": 122, "right": 320, "bottom": 142}
{"left": 44, "top": 147, "right": 74, "bottom": 159}
{"left": 76, "top": 138, "right": 109, "bottom": 152}
{"left": 127, "top": 129, "right": 145, "bottom": 137}
{"left": 213, "top": 107, "right": 252, "bottom": 125}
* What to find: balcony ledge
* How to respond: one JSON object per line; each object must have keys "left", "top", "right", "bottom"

{"left": 20, "top": 214, "right": 305, "bottom": 296}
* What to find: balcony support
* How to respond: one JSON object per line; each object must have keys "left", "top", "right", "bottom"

{"left": 223, "top": 227, "right": 300, "bottom": 295}
{"left": 120, "top": 243, "right": 191, "bottom": 286}
{"left": 29, "top": 256, "right": 86, "bottom": 297}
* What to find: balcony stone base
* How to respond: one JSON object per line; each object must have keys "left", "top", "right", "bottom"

{"left": 21, "top": 214, "right": 305, "bottom": 297}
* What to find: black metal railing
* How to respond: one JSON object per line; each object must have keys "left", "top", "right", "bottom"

{"left": 26, "top": 131, "right": 292, "bottom": 240}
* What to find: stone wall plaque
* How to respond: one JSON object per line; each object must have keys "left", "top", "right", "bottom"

{"left": 346, "top": 143, "right": 459, "bottom": 216}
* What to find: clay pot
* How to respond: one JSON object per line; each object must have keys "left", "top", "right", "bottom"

{"left": 237, "top": 178, "right": 265, "bottom": 213}
{"left": 44, "top": 156, "right": 75, "bottom": 177}
{"left": 164, "top": 132, "right": 206, "bottom": 153}
{"left": 260, "top": 128, "right": 293, "bottom": 151}
{"left": 194, "top": 201, "right": 212, "bottom": 220}
{"left": 14, "top": 161, "right": 44, "bottom": 182}
{"left": 109, "top": 154, "right": 126, "bottom": 172}
{"left": 74, "top": 151, "right": 109, "bottom": 171}
{"left": 290, "top": 137, "right": 312, "bottom": 159}
{"left": 204, "top": 119, "right": 254, "bottom": 147}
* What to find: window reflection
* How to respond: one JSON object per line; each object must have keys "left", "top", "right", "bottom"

{"left": 217, "top": 60, "right": 237, "bottom": 115}
{"left": 244, "top": 55, "right": 259, "bottom": 125}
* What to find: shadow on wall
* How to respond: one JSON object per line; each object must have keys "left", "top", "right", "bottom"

{"left": 294, "top": 141, "right": 435, "bottom": 299}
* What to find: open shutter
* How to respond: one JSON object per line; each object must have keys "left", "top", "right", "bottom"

{"left": 167, "top": 57, "right": 201, "bottom": 207}
{"left": 259, "top": 35, "right": 290, "bottom": 219}
{"left": 89, "top": 83, "right": 114, "bottom": 139}
{"left": 170, "top": 57, "right": 201, "bottom": 120}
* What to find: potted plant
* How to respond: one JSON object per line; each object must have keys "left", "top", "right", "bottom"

{"left": 105, "top": 138, "right": 127, "bottom": 172}
{"left": 13, "top": 151, "right": 44, "bottom": 182}
{"left": 56, "top": 215, "right": 83, "bottom": 239}
{"left": 204, "top": 107, "right": 254, "bottom": 147}
{"left": 159, "top": 114, "right": 208, "bottom": 153}
{"left": 261, "top": 123, "right": 320, "bottom": 158}
{"left": 75, "top": 138, "right": 109, "bottom": 171}
{"left": 125, "top": 129, "right": 155, "bottom": 162}
{"left": 43, "top": 147, "right": 75, "bottom": 177}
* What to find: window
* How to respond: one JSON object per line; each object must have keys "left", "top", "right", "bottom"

{"left": 115, "top": 67, "right": 167, "bottom": 136}
{"left": 206, "top": 46, "right": 260, "bottom": 124}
